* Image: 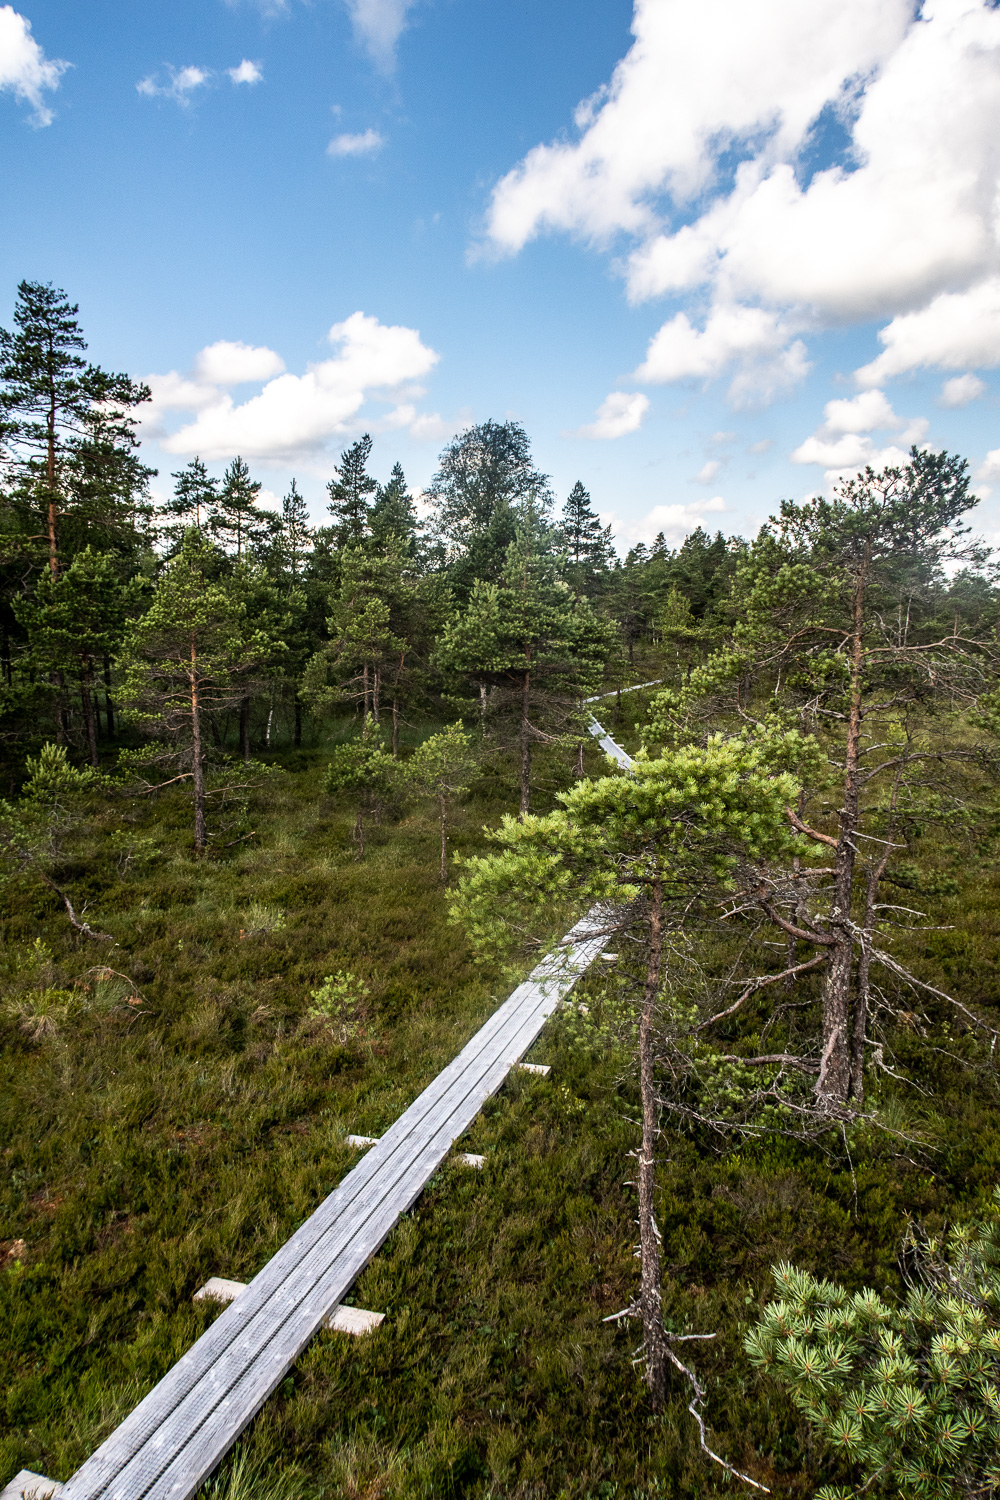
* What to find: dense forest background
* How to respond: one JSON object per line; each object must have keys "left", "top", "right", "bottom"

{"left": 4, "top": 282, "right": 1000, "bottom": 1500}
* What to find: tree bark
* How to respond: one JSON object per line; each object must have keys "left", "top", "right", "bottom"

{"left": 392, "top": 697, "right": 400, "bottom": 758}
{"left": 439, "top": 792, "right": 448, "bottom": 884}
{"left": 816, "top": 543, "right": 869, "bottom": 1107}
{"left": 47, "top": 373, "right": 59, "bottom": 578}
{"left": 639, "top": 872, "right": 667, "bottom": 1409}
{"left": 80, "top": 660, "right": 99, "bottom": 769}
{"left": 102, "top": 656, "right": 115, "bottom": 738}
{"left": 363, "top": 663, "right": 371, "bottom": 720}
{"left": 519, "top": 668, "right": 531, "bottom": 819}
{"left": 190, "top": 641, "right": 207, "bottom": 853}
{"left": 373, "top": 666, "right": 381, "bottom": 724}
{"left": 575, "top": 740, "right": 585, "bottom": 778}
{"left": 239, "top": 695, "right": 250, "bottom": 764}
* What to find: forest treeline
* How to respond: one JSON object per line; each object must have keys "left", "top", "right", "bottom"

{"left": 0, "top": 281, "right": 745, "bottom": 821}
{"left": 7, "top": 280, "right": 1000, "bottom": 1497}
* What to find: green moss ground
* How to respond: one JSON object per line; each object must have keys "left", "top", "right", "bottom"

{"left": 2, "top": 737, "right": 1000, "bottom": 1498}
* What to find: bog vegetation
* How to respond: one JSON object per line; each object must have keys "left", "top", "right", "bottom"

{"left": 3, "top": 279, "right": 1000, "bottom": 1499}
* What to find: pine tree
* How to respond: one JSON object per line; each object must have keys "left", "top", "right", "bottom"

{"left": 117, "top": 529, "right": 276, "bottom": 851}
{"left": 436, "top": 521, "right": 610, "bottom": 815}
{"left": 14, "top": 547, "right": 142, "bottom": 767}
{"left": 405, "top": 722, "right": 479, "bottom": 881}
{"left": 327, "top": 434, "right": 377, "bottom": 548}
{"left": 450, "top": 738, "right": 801, "bottom": 1411}
{"left": 0, "top": 281, "right": 151, "bottom": 577}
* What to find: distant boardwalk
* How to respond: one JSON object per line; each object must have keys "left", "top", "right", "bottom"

{"left": 51, "top": 715, "right": 631, "bottom": 1500}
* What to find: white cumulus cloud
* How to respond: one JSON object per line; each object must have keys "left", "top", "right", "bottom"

{"left": 228, "top": 59, "right": 262, "bottom": 85}
{"left": 791, "top": 386, "right": 928, "bottom": 482}
{"left": 635, "top": 304, "right": 810, "bottom": 408}
{"left": 0, "top": 5, "right": 67, "bottom": 126}
{"left": 572, "top": 391, "right": 649, "bottom": 440}
{"left": 940, "top": 373, "right": 986, "bottom": 407}
{"left": 193, "top": 341, "right": 285, "bottom": 385}
{"left": 694, "top": 460, "right": 720, "bottom": 483}
{"left": 328, "top": 127, "right": 383, "bottom": 157}
{"left": 482, "top": 0, "right": 1000, "bottom": 393}
{"left": 855, "top": 278, "right": 1000, "bottom": 386}
{"left": 146, "top": 312, "right": 440, "bottom": 463}
{"left": 976, "top": 448, "right": 1000, "bottom": 483}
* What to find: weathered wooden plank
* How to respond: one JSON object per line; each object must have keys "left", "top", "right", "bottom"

{"left": 0, "top": 1473, "right": 63, "bottom": 1500}
{"left": 516, "top": 1062, "right": 551, "bottom": 1077}
{"left": 59, "top": 913, "right": 607, "bottom": 1500}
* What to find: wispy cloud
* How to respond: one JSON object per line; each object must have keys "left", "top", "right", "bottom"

{"left": 328, "top": 127, "right": 384, "bottom": 157}
{"left": 137, "top": 65, "right": 211, "bottom": 103}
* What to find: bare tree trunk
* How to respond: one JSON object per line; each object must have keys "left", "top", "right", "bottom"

{"left": 80, "top": 661, "right": 99, "bottom": 769}
{"left": 363, "top": 664, "right": 371, "bottom": 721}
{"left": 817, "top": 544, "right": 869, "bottom": 1107}
{"left": 190, "top": 644, "right": 207, "bottom": 853}
{"left": 373, "top": 666, "right": 381, "bottom": 724}
{"left": 850, "top": 866, "right": 878, "bottom": 1104}
{"left": 639, "top": 873, "right": 667, "bottom": 1409}
{"left": 439, "top": 793, "right": 448, "bottom": 884}
{"left": 479, "top": 681, "right": 487, "bottom": 727}
{"left": 850, "top": 761, "right": 902, "bottom": 1102}
{"left": 575, "top": 740, "right": 585, "bottom": 777}
{"left": 103, "top": 656, "right": 115, "bottom": 738}
{"left": 392, "top": 697, "right": 400, "bottom": 758}
{"left": 519, "top": 669, "right": 531, "bottom": 819}
{"left": 239, "top": 696, "right": 251, "bottom": 764}
{"left": 47, "top": 388, "right": 59, "bottom": 579}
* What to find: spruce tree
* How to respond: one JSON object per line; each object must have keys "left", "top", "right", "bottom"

{"left": 162, "top": 458, "right": 218, "bottom": 547}
{"left": 371, "top": 461, "right": 418, "bottom": 552}
{"left": 560, "top": 480, "right": 613, "bottom": 591}
{"left": 327, "top": 434, "right": 377, "bottom": 548}
{"left": 213, "top": 455, "right": 267, "bottom": 562}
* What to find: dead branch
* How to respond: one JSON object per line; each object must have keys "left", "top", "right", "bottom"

{"left": 869, "top": 944, "right": 1000, "bottom": 1039}
{"left": 786, "top": 806, "right": 838, "bottom": 849}
{"left": 758, "top": 898, "right": 835, "bottom": 947}
{"left": 38, "top": 873, "right": 113, "bottom": 942}
{"left": 694, "top": 953, "right": 828, "bottom": 1032}
{"left": 663, "top": 1336, "right": 770, "bottom": 1492}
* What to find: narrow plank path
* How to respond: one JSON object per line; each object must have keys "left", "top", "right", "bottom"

{"left": 53, "top": 712, "right": 635, "bottom": 1500}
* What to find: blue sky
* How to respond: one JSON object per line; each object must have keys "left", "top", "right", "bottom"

{"left": 2, "top": 0, "right": 1000, "bottom": 549}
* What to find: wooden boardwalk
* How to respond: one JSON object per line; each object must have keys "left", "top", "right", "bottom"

{"left": 59, "top": 916, "right": 609, "bottom": 1500}
{"left": 40, "top": 713, "right": 635, "bottom": 1500}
